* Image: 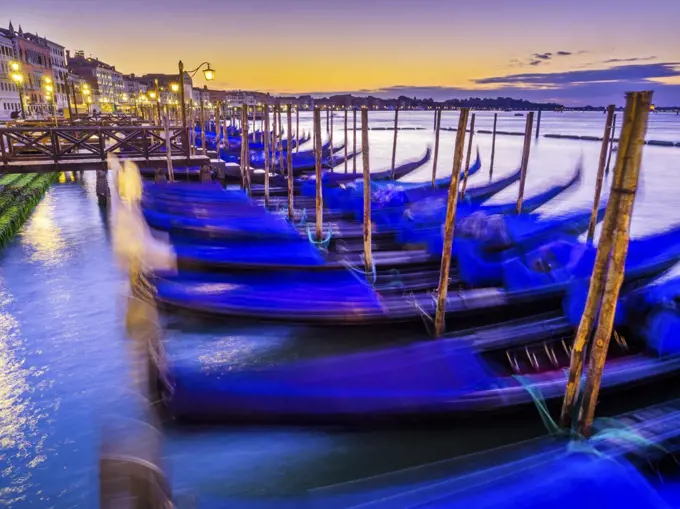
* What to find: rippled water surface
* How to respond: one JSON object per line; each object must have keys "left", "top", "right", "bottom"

{"left": 1, "top": 111, "right": 680, "bottom": 507}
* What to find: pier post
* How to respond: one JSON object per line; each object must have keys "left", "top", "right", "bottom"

{"left": 329, "top": 107, "right": 335, "bottom": 173}
{"left": 431, "top": 108, "right": 442, "bottom": 189}
{"left": 287, "top": 104, "right": 294, "bottom": 222}
{"left": 434, "top": 108, "right": 470, "bottom": 337}
{"left": 272, "top": 103, "right": 278, "bottom": 176}
{"left": 314, "top": 106, "right": 323, "bottom": 241}
{"left": 353, "top": 109, "right": 357, "bottom": 174}
{"left": 251, "top": 104, "right": 256, "bottom": 144}
{"left": 240, "top": 104, "right": 249, "bottom": 191}
{"left": 278, "top": 102, "right": 284, "bottom": 175}
{"left": 215, "top": 100, "right": 221, "bottom": 147}
{"left": 606, "top": 113, "right": 617, "bottom": 174}
{"left": 587, "top": 105, "right": 616, "bottom": 242}
{"left": 489, "top": 113, "right": 498, "bottom": 180}
{"left": 460, "top": 113, "right": 476, "bottom": 197}
{"left": 296, "top": 106, "right": 300, "bottom": 154}
{"left": 200, "top": 96, "right": 206, "bottom": 155}
{"left": 96, "top": 169, "right": 110, "bottom": 206}
{"left": 326, "top": 108, "right": 330, "bottom": 133}
{"left": 263, "top": 104, "right": 271, "bottom": 208}
{"left": 515, "top": 112, "right": 535, "bottom": 214}
{"left": 344, "top": 109, "right": 348, "bottom": 173}
{"left": 575, "top": 91, "right": 652, "bottom": 438}
{"left": 361, "top": 107, "right": 373, "bottom": 276}
{"left": 391, "top": 107, "right": 399, "bottom": 178}
{"left": 433, "top": 109, "right": 437, "bottom": 130}
{"left": 164, "top": 110, "right": 174, "bottom": 182}
{"left": 535, "top": 109, "right": 542, "bottom": 139}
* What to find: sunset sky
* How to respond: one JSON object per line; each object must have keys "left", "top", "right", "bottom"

{"left": 7, "top": 0, "right": 680, "bottom": 105}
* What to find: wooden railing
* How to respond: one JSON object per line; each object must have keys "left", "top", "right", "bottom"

{"left": 0, "top": 126, "right": 192, "bottom": 166}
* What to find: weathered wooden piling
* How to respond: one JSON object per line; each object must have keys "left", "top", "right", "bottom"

{"left": 240, "top": 104, "right": 250, "bottom": 191}
{"left": 278, "top": 103, "right": 284, "bottom": 175}
{"left": 200, "top": 97, "right": 207, "bottom": 155}
{"left": 164, "top": 111, "right": 174, "bottom": 182}
{"left": 431, "top": 108, "right": 442, "bottom": 189}
{"left": 263, "top": 103, "right": 271, "bottom": 208}
{"left": 314, "top": 106, "right": 323, "bottom": 241}
{"left": 586, "top": 105, "right": 616, "bottom": 242}
{"left": 560, "top": 92, "right": 652, "bottom": 432}
{"left": 344, "top": 109, "right": 349, "bottom": 173}
{"left": 296, "top": 106, "right": 300, "bottom": 153}
{"left": 96, "top": 169, "right": 110, "bottom": 206}
{"left": 353, "top": 109, "right": 357, "bottom": 174}
{"left": 361, "top": 107, "right": 373, "bottom": 275}
{"left": 433, "top": 109, "right": 438, "bottom": 130}
{"left": 433, "top": 108, "right": 470, "bottom": 337}
{"left": 326, "top": 108, "right": 330, "bottom": 133}
{"left": 215, "top": 100, "right": 221, "bottom": 145}
{"left": 251, "top": 104, "right": 257, "bottom": 143}
{"left": 460, "top": 113, "right": 476, "bottom": 196}
{"left": 575, "top": 91, "right": 652, "bottom": 437}
{"left": 606, "top": 113, "right": 617, "bottom": 174}
{"left": 272, "top": 103, "right": 278, "bottom": 174}
{"left": 515, "top": 112, "right": 535, "bottom": 213}
{"left": 287, "top": 104, "right": 294, "bottom": 222}
{"left": 489, "top": 113, "right": 498, "bottom": 180}
{"left": 391, "top": 107, "right": 399, "bottom": 178}
{"left": 535, "top": 109, "right": 542, "bottom": 139}
{"left": 329, "top": 108, "right": 335, "bottom": 173}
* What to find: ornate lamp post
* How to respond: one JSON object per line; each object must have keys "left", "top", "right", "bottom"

{"left": 43, "top": 76, "right": 57, "bottom": 125}
{"left": 177, "top": 61, "right": 215, "bottom": 129}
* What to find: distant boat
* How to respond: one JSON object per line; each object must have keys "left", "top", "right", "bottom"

{"left": 514, "top": 113, "right": 524, "bottom": 117}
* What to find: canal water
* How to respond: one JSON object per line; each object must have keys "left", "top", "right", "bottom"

{"left": 1, "top": 111, "right": 680, "bottom": 507}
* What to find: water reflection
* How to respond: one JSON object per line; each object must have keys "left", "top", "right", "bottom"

{"left": 19, "top": 192, "right": 68, "bottom": 266}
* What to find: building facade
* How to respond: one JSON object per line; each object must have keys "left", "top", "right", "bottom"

{"left": 45, "top": 38, "right": 68, "bottom": 115}
{"left": 0, "top": 30, "right": 20, "bottom": 121}
{"left": 68, "top": 50, "right": 125, "bottom": 114}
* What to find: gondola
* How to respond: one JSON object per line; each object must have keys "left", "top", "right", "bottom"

{"left": 153, "top": 270, "right": 680, "bottom": 424}
{"left": 144, "top": 227, "right": 680, "bottom": 326}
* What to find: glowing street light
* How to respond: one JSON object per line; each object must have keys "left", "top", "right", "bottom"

{"left": 170, "top": 82, "right": 179, "bottom": 93}
{"left": 177, "top": 60, "right": 217, "bottom": 128}
{"left": 10, "top": 61, "right": 25, "bottom": 119}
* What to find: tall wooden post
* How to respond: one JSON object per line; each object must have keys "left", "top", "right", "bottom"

{"left": 586, "top": 105, "right": 616, "bottom": 242}
{"left": 272, "top": 103, "right": 278, "bottom": 174}
{"left": 164, "top": 110, "right": 174, "bottom": 182}
{"left": 391, "top": 107, "right": 399, "bottom": 178}
{"left": 535, "top": 109, "right": 542, "bottom": 139}
{"left": 361, "top": 107, "right": 373, "bottom": 275}
{"left": 278, "top": 103, "right": 284, "bottom": 175}
{"left": 606, "top": 113, "right": 617, "bottom": 174}
{"left": 344, "top": 109, "right": 348, "bottom": 173}
{"left": 515, "top": 112, "right": 535, "bottom": 213}
{"left": 352, "top": 109, "right": 357, "bottom": 174}
{"left": 263, "top": 103, "right": 271, "bottom": 208}
{"left": 326, "top": 108, "right": 330, "bottom": 133}
{"left": 433, "top": 109, "right": 438, "bottom": 130}
{"left": 200, "top": 96, "right": 206, "bottom": 155}
{"left": 575, "top": 91, "right": 652, "bottom": 438}
{"left": 431, "top": 108, "right": 442, "bottom": 189}
{"left": 329, "top": 108, "right": 335, "bottom": 173}
{"left": 287, "top": 104, "right": 294, "bottom": 222}
{"left": 295, "top": 106, "right": 300, "bottom": 153}
{"left": 251, "top": 104, "right": 256, "bottom": 144}
{"left": 215, "top": 101, "right": 221, "bottom": 145}
{"left": 314, "top": 106, "right": 323, "bottom": 241}
{"left": 489, "top": 113, "right": 498, "bottom": 180}
{"left": 560, "top": 92, "right": 651, "bottom": 430}
{"left": 460, "top": 113, "right": 476, "bottom": 196}
{"left": 433, "top": 108, "right": 470, "bottom": 337}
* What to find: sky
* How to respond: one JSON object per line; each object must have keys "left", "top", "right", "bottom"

{"left": 6, "top": 0, "right": 680, "bottom": 105}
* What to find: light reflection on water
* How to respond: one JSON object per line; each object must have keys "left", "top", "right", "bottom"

{"left": 0, "top": 112, "right": 677, "bottom": 507}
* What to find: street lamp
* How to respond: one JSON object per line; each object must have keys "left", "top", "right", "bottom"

{"left": 10, "top": 61, "right": 25, "bottom": 120}
{"left": 43, "top": 76, "right": 57, "bottom": 125}
{"left": 177, "top": 60, "right": 216, "bottom": 129}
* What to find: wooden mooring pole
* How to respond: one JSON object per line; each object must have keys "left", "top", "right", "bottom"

{"left": 489, "top": 113, "right": 498, "bottom": 180}
{"left": 263, "top": 103, "right": 271, "bottom": 208}
{"left": 344, "top": 108, "right": 348, "bottom": 173}
{"left": 460, "top": 113, "right": 476, "bottom": 196}
{"left": 287, "top": 104, "right": 294, "bottom": 222}
{"left": 200, "top": 97, "right": 206, "bottom": 155}
{"left": 606, "top": 113, "right": 617, "bottom": 174}
{"left": 576, "top": 91, "right": 652, "bottom": 437}
{"left": 361, "top": 107, "right": 373, "bottom": 276}
{"left": 535, "top": 109, "right": 542, "bottom": 139}
{"left": 353, "top": 109, "right": 357, "bottom": 174}
{"left": 433, "top": 108, "right": 470, "bottom": 337}
{"left": 164, "top": 110, "right": 174, "bottom": 182}
{"left": 329, "top": 108, "right": 335, "bottom": 173}
{"left": 516, "top": 111, "right": 535, "bottom": 213}
{"left": 431, "top": 108, "right": 442, "bottom": 189}
{"left": 296, "top": 106, "right": 300, "bottom": 153}
{"left": 314, "top": 106, "right": 323, "bottom": 241}
{"left": 391, "top": 107, "right": 399, "bottom": 178}
{"left": 560, "top": 91, "right": 652, "bottom": 434}
{"left": 272, "top": 103, "right": 278, "bottom": 175}
{"left": 586, "top": 104, "right": 616, "bottom": 242}
{"left": 278, "top": 103, "right": 284, "bottom": 175}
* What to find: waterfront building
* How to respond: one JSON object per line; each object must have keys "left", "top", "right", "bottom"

{"left": 0, "top": 23, "right": 55, "bottom": 119}
{"left": 67, "top": 50, "right": 125, "bottom": 114}
{"left": 44, "top": 38, "right": 69, "bottom": 115}
{"left": 0, "top": 30, "right": 20, "bottom": 121}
